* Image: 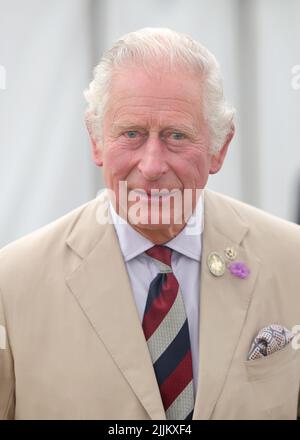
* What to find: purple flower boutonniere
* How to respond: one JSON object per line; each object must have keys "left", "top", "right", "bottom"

{"left": 228, "top": 262, "right": 250, "bottom": 279}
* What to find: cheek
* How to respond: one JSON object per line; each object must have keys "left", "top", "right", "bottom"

{"left": 193, "top": 155, "right": 211, "bottom": 178}
{"left": 172, "top": 151, "right": 211, "bottom": 185}
{"left": 103, "top": 144, "right": 137, "bottom": 178}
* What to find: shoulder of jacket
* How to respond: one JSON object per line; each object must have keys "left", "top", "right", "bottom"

{"left": 0, "top": 197, "right": 99, "bottom": 264}
{"left": 205, "top": 189, "right": 300, "bottom": 245}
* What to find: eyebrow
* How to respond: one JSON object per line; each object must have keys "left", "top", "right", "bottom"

{"left": 111, "top": 121, "right": 198, "bottom": 137}
{"left": 112, "top": 122, "right": 147, "bottom": 132}
{"left": 162, "top": 124, "right": 198, "bottom": 137}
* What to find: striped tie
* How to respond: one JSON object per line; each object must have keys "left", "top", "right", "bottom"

{"left": 142, "top": 245, "right": 194, "bottom": 420}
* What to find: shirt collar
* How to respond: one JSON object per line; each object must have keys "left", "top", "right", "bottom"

{"left": 109, "top": 193, "right": 204, "bottom": 263}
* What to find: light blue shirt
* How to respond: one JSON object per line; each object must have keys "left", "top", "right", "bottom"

{"left": 109, "top": 196, "right": 203, "bottom": 391}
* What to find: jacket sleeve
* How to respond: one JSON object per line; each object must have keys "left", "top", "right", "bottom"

{"left": 0, "top": 286, "right": 15, "bottom": 419}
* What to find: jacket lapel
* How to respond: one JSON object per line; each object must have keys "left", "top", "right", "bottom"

{"left": 64, "top": 189, "right": 260, "bottom": 420}
{"left": 193, "top": 190, "right": 260, "bottom": 419}
{"left": 65, "top": 192, "right": 166, "bottom": 420}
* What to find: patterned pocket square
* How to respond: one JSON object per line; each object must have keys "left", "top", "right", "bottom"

{"left": 248, "top": 324, "right": 294, "bottom": 360}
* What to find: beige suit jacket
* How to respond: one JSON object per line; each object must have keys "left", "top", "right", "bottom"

{"left": 1, "top": 189, "right": 300, "bottom": 420}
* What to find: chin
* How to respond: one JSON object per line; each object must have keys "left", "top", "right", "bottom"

{"left": 128, "top": 212, "right": 184, "bottom": 230}
{"left": 133, "top": 222, "right": 171, "bottom": 231}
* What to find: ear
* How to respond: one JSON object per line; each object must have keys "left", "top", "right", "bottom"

{"left": 209, "top": 124, "right": 235, "bottom": 174}
{"left": 85, "top": 115, "right": 103, "bottom": 167}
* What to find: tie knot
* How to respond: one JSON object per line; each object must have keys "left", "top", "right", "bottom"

{"left": 146, "top": 245, "right": 172, "bottom": 271}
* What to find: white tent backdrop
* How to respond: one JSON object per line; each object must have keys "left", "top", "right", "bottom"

{"left": 0, "top": 0, "right": 299, "bottom": 247}
{"left": 0, "top": 0, "right": 99, "bottom": 247}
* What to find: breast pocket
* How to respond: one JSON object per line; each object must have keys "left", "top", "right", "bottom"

{"left": 244, "top": 342, "right": 300, "bottom": 416}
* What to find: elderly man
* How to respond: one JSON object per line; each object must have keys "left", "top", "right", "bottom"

{"left": 1, "top": 28, "right": 300, "bottom": 420}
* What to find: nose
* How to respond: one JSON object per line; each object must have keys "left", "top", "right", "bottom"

{"left": 137, "top": 134, "right": 169, "bottom": 181}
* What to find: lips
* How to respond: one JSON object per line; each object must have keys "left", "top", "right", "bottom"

{"left": 129, "top": 188, "right": 181, "bottom": 195}
{"left": 129, "top": 188, "right": 181, "bottom": 202}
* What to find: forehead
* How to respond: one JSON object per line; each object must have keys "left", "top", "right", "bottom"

{"left": 106, "top": 66, "right": 204, "bottom": 121}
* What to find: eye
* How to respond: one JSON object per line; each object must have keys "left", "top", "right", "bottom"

{"left": 124, "top": 130, "right": 139, "bottom": 139}
{"left": 170, "top": 132, "right": 186, "bottom": 140}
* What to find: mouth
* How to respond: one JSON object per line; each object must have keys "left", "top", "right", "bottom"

{"left": 129, "top": 188, "right": 181, "bottom": 201}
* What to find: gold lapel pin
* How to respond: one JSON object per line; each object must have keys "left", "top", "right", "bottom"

{"left": 224, "top": 246, "right": 237, "bottom": 261}
{"left": 207, "top": 252, "right": 226, "bottom": 277}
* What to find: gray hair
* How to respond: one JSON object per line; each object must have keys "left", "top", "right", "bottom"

{"left": 84, "top": 27, "right": 235, "bottom": 154}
